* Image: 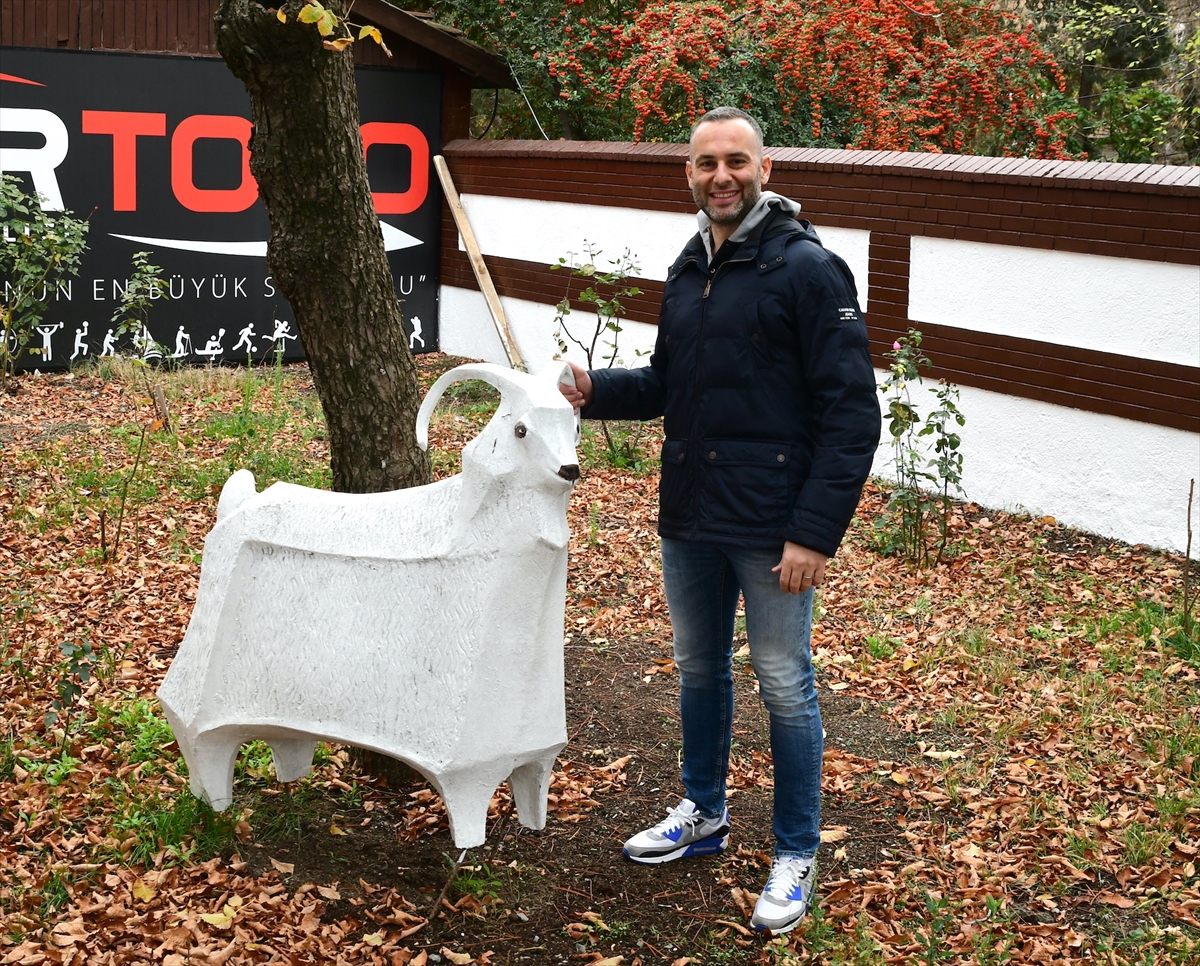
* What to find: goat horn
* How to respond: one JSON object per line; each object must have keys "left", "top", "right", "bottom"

{"left": 416, "top": 363, "right": 535, "bottom": 452}
{"left": 553, "top": 361, "right": 576, "bottom": 391}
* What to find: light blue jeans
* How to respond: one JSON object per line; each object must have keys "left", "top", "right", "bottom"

{"left": 661, "top": 537, "right": 823, "bottom": 859}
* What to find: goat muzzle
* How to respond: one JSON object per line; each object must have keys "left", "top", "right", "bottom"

{"left": 558, "top": 464, "right": 581, "bottom": 482}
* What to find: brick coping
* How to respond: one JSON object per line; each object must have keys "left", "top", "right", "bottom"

{"left": 443, "top": 139, "right": 1200, "bottom": 195}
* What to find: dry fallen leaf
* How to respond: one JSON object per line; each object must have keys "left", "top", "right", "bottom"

{"left": 50, "top": 917, "right": 87, "bottom": 946}
{"left": 200, "top": 910, "right": 234, "bottom": 929}
{"left": 440, "top": 949, "right": 473, "bottom": 965}
{"left": 922, "top": 747, "right": 966, "bottom": 761}
{"left": 820, "top": 826, "right": 849, "bottom": 843}
{"left": 199, "top": 940, "right": 238, "bottom": 966}
{"left": 728, "top": 887, "right": 755, "bottom": 918}
{"left": 270, "top": 857, "right": 295, "bottom": 874}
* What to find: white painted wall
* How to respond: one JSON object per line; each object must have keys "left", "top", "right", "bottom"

{"left": 440, "top": 284, "right": 660, "bottom": 371}
{"left": 438, "top": 199, "right": 1200, "bottom": 555}
{"left": 909, "top": 237, "right": 1200, "bottom": 367}
{"left": 460, "top": 194, "right": 693, "bottom": 282}
{"left": 458, "top": 194, "right": 873, "bottom": 307}
{"left": 871, "top": 375, "right": 1199, "bottom": 555}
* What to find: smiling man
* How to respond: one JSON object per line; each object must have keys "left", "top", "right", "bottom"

{"left": 561, "top": 107, "right": 881, "bottom": 934}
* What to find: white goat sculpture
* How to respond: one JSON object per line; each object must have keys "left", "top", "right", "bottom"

{"left": 157, "top": 362, "right": 580, "bottom": 848}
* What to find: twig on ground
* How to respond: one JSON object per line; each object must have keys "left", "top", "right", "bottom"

{"left": 428, "top": 847, "right": 468, "bottom": 928}
{"left": 1183, "top": 479, "right": 1195, "bottom": 639}
{"left": 109, "top": 423, "right": 147, "bottom": 562}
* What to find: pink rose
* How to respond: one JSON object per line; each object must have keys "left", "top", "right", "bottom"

{"left": 893, "top": 341, "right": 901, "bottom": 350}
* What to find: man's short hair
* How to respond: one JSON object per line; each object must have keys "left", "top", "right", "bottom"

{"left": 690, "top": 107, "right": 765, "bottom": 154}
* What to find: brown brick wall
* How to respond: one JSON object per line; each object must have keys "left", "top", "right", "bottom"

{"left": 440, "top": 140, "right": 1200, "bottom": 434}
{"left": 442, "top": 140, "right": 1199, "bottom": 266}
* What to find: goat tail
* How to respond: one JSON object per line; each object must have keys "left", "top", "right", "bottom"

{"left": 216, "top": 469, "right": 258, "bottom": 523}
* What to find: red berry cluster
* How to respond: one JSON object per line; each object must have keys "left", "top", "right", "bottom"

{"left": 545, "top": 0, "right": 1074, "bottom": 157}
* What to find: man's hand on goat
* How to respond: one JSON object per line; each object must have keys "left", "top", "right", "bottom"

{"left": 772, "top": 541, "right": 828, "bottom": 594}
{"left": 560, "top": 361, "right": 594, "bottom": 411}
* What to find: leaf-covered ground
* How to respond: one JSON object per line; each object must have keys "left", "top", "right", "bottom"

{"left": 1, "top": 356, "right": 1197, "bottom": 965}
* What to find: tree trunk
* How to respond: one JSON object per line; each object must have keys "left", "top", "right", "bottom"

{"left": 216, "top": 0, "right": 426, "bottom": 787}
{"left": 215, "top": 0, "right": 431, "bottom": 494}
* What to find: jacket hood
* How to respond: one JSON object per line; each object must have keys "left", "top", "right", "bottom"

{"left": 697, "top": 190, "right": 803, "bottom": 263}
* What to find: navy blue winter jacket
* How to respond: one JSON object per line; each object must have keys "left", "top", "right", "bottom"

{"left": 583, "top": 207, "right": 881, "bottom": 558}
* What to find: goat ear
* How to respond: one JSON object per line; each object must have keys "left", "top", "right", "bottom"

{"left": 415, "top": 363, "right": 531, "bottom": 451}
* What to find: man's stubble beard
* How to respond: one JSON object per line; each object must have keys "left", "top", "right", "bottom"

{"left": 694, "top": 170, "right": 764, "bottom": 226}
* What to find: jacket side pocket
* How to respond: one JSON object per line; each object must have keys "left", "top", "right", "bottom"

{"left": 658, "top": 439, "right": 690, "bottom": 527}
{"left": 698, "top": 439, "right": 791, "bottom": 530}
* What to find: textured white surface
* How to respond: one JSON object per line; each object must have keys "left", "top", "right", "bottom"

{"left": 459, "top": 193, "right": 872, "bottom": 307}
{"left": 909, "top": 236, "right": 1200, "bottom": 367}
{"left": 159, "top": 363, "right": 581, "bottom": 847}
{"left": 871, "top": 373, "right": 1200, "bottom": 554}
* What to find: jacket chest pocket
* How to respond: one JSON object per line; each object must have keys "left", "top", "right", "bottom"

{"left": 743, "top": 303, "right": 774, "bottom": 369}
{"left": 754, "top": 293, "right": 800, "bottom": 355}
{"left": 697, "top": 303, "right": 762, "bottom": 389}
{"left": 699, "top": 439, "right": 793, "bottom": 529}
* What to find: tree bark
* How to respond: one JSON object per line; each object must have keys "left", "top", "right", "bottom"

{"left": 215, "top": 0, "right": 431, "bottom": 494}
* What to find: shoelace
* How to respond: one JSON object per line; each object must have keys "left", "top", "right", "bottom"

{"left": 652, "top": 804, "right": 701, "bottom": 836}
{"left": 764, "top": 858, "right": 812, "bottom": 898}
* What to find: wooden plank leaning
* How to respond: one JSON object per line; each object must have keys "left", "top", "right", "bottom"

{"left": 432, "top": 155, "right": 526, "bottom": 371}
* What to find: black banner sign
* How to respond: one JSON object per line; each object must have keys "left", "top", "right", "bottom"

{"left": 1, "top": 46, "right": 441, "bottom": 369}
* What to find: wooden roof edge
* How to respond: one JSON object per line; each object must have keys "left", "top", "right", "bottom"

{"left": 357, "top": 0, "right": 515, "bottom": 89}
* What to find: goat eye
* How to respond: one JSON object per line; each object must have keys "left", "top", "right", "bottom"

{"left": 514, "top": 423, "right": 527, "bottom": 438}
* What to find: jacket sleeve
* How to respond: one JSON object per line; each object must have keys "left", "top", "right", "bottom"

{"left": 786, "top": 255, "right": 882, "bottom": 557}
{"left": 579, "top": 310, "right": 670, "bottom": 421}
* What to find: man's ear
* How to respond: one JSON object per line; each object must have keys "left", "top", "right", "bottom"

{"left": 761, "top": 155, "right": 773, "bottom": 186}
{"left": 685, "top": 159, "right": 694, "bottom": 188}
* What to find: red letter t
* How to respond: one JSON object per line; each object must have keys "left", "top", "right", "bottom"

{"left": 81, "top": 111, "right": 167, "bottom": 211}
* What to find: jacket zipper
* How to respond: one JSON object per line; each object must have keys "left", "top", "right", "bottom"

{"left": 688, "top": 249, "right": 756, "bottom": 535}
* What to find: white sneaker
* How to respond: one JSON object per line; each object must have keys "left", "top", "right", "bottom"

{"left": 751, "top": 856, "right": 816, "bottom": 934}
{"left": 622, "top": 799, "right": 730, "bottom": 864}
